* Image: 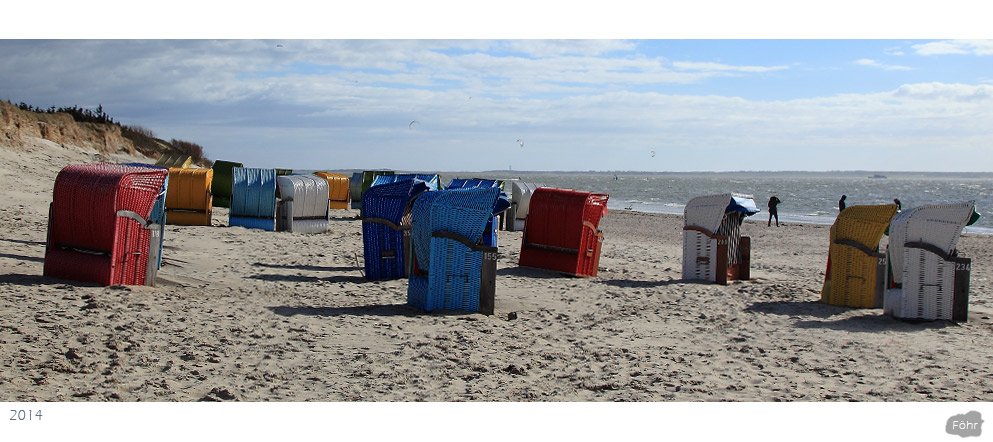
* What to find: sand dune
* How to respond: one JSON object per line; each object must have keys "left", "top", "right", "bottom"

{"left": 1, "top": 137, "right": 991, "bottom": 402}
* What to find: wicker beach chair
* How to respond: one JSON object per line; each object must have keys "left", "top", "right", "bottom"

{"left": 350, "top": 170, "right": 394, "bottom": 210}
{"left": 361, "top": 179, "right": 431, "bottom": 280}
{"left": 122, "top": 163, "right": 169, "bottom": 269}
{"left": 276, "top": 174, "right": 330, "bottom": 234}
{"left": 44, "top": 163, "right": 169, "bottom": 286}
{"left": 884, "top": 202, "right": 978, "bottom": 321}
{"left": 229, "top": 167, "right": 278, "bottom": 231}
{"left": 820, "top": 204, "right": 899, "bottom": 308}
{"left": 682, "top": 193, "right": 759, "bottom": 284}
{"left": 164, "top": 167, "right": 213, "bottom": 226}
{"left": 154, "top": 153, "right": 192, "bottom": 169}
{"left": 444, "top": 178, "right": 510, "bottom": 247}
{"left": 505, "top": 181, "right": 545, "bottom": 231}
{"left": 210, "top": 160, "right": 242, "bottom": 208}
{"left": 407, "top": 187, "right": 503, "bottom": 314}
{"left": 313, "top": 172, "right": 352, "bottom": 210}
{"left": 518, "top": 187, "right": 609, "bottom": 277}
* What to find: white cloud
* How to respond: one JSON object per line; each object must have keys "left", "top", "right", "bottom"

{"left": 671, "top": 61, "right": 789, "bottom": 73}
{"left": 854, "top": 58, "right": 914, "bottom": 70}
{"left": 913, "top": 39, "right": 993, "bottom": 56}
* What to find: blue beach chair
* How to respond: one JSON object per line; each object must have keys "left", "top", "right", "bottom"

{"left": 407, "top": 187, "right": 503, "bottom": 314}
{"left": 443, "top": 179, "right": 510, "bottom": 247}
{"left": 370, "top": 174, "right": 441, "bottom": 191}
{"left": 229, "top": 168, "right": 277, "bottom": 231}
{"left": 361, "top": 179, "right": 431, "bottom": 280}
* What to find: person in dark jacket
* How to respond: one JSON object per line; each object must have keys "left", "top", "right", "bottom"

{"left": 839, "top": 194, "right": 847, "bottom": 212}
{"left": 768, "top": 195, "right": 781, "bottom": 227}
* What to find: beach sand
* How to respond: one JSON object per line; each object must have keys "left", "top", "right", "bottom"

{"left": 1, "top": 137, "right": 992, "bottom": 402}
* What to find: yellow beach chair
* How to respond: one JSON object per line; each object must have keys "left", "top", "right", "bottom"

{"left": 155, "top": 153, "right": 193, "bottom": 169}
{"left": 314, "top": 172, "right": 352, "bottom": 210}
{"left": 821, "top": 204, "right": 899, "bottom": 308}
{"left": 165, "top": 167, "right": 213, "bottom": 226}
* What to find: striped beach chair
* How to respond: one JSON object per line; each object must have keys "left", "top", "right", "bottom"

{"left": 276, "top": 174, "right": 330, "bottom": 234}
{"left": 229, "top": 167, "right": 277, "bottom": 231}
{"left": 361, "top": 179, "right": 431, "bottom": 280}
{"left": 44, "top": 163, "right": 169, "bottom": 286}
{"left": 164, "top": 167, "right": 213, "bottom": 226}
{"left": 313, "top": 172, "right": 352, "bottom": 210}
{"left": 519, "top": 187, "right": 609, "bottom": 277}
{"left": 884, "top": 202, "right": 979, "bottom": 321}
{"left": 820, "top": 204, "right": 899, "bottom": 308}
{"left": 505, "top": 181, "right": 545, "bottom": 231}
{"left": 682, "top": 193, "right": 759, "bottom": 284}
{"left": 407, "top": 187, "right": 503, "bottom": 314}
{"left": 210, "top": 160, "right": 242, "bottom": 208}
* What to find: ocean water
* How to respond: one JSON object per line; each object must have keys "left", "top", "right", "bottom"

{"left": 472, "top": 172, "right": 993, "bottom": 235}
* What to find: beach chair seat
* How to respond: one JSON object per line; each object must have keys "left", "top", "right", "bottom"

{"left": 44, "top": 163, "right": 168, "bottom": 286}
{"left": 210, "top": 160, "right": 242, "bottom": 208}
{"left": 505, "top": 181, "right": 545, "bottom": 231}
{"left": 164, "top": 167, "right": 213, "bottom": 226}
{"left": 884, "top": 202, "right": 978, "bottom": 321}
{"left": 821, "top": 204, "right": 899, "bottom": 308}
{"left": 519, "top": 187, "right": 609, "bottom": 277}
{"left": 444, "top": 178, "right": 510, "bottom": 247}
{"left": 229, "top": 167, "right": 277, "bottom": 231}
{"left": 361, "top": 179, "right": 430, "bottom": 280}
{"left": 313, "top": 172, "right": 352, "bottom": 210}
{"left": 407, "top": 187, "right": 503, "bottom": 314}
{"left": 154, "top": 153, "right": 192, "bottom": 168}
{"left": 682, "top": 193, "right": 759, "bottom": 284}
{"left": 276, "top": 174, "right": 330, "bottom": 234}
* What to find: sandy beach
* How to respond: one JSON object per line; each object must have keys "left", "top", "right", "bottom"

{"left": 1, "top": 137, "right": 992, "bottom": 402}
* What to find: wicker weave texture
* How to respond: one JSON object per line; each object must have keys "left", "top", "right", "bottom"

{"left": 361, "top": 180, "right": 429, "bottom": 279}
{"left": 821, "top": 204, "right": 898, "bottom": 307}
{"left": 406, "top": 187, "right": 500, "bottom": 312}
{"left": 518, "top": 187, "right": 609, "bottom": 277}
{"left": 165, "top": 167, "right": 213, "bottom": 226}
{"left": 210, "top": 160, "right": 243, "bottom": 207}
{"left": 44, "top": 163, "right": 167, "bottom": 285}
{"left": 314, "top": 172, "right": 351, "bottom": 210}
{"left": 229, "top": 168, "right": 277, "bottom": 231}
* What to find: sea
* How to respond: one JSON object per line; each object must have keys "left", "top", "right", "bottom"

{"left": 460, "top": 171, "right": 993, "bottom": 235}
{"left": 304, "top": 170, "right": 993, "bottom": 235}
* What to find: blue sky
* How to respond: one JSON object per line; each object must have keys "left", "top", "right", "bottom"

{"left": 2, "top": 3, "right": 992, "bottom": 172}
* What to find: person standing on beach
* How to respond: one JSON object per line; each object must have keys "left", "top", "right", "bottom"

{"left": 894, "top": 198, "right": 902, "bottom": 211}
{"left": 839, "top": 195, "right": 847, "bottom": 212}
{"left": 768, "top": 195, "right": 781, "bottom": 227}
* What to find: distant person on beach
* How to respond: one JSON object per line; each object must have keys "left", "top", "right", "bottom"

{"left": 894, "top": 198, "right": 902, "bottom": 211}
{"left": 839, "top": 195, "right": 847, "bottom": 212}
{"left": 767, "top": 195, "right": 781, "bottom": 227}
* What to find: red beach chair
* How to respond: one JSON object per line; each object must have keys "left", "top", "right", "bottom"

{"left": 44, "top": 163, "right": 169, "bottom": 286}
{"left": 518, "top": 187, "right": 609, "bottom": 277}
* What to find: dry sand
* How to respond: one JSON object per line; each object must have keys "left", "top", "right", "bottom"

{"left": 1, "top": 137, "right": 992, "bottom": 402}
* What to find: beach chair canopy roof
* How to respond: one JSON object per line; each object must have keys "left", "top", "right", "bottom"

{"left": 371, "top": 173, "right": 441, "bottom": 190}
{"left": 888, "top": 201, "right": 976, "bottom": 285}
{"left": 728, "top": 195, "right": 760, "bottom": 216}
{"left": 277, "top": 174, "right": 330, "bottom": 218}
{"left": 445, "top": 178, "right": 510, "bottom": 215}
{"left": 685, "top": 193, "right": 759, "bottom": 233}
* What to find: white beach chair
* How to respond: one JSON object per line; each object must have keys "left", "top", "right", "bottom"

{"left": 505, "top": 181, "right": 545, "bottom": 231}
{"left": 276, "top": 175, "right": 330, "bottom": 234}
{"left": 682, "top": 193, "right": 758, "bottom": 284}
{"left": 884, "top": 202, "right": 976, "bottom": 321}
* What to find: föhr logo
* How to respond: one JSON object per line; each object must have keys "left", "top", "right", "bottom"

{"left": 946, "top": 411, "right": 983, "bottom": 438}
